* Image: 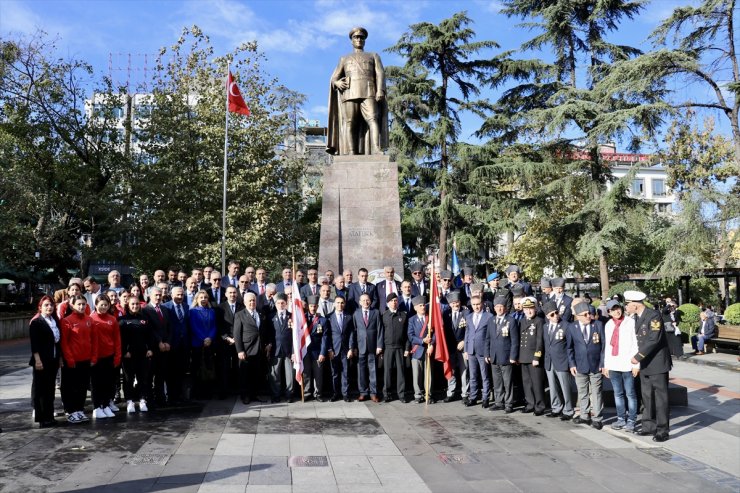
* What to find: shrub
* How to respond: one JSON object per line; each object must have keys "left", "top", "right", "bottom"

{"left": 724, "top": 303, "right": 740, "bottom": 325}
{"left": 608, "top": 282, "right": 639, "bottom": 299}
{"left": 677, "top": 303, "right": 701, "bottom": 336}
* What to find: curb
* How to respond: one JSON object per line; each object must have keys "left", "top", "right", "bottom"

{"left": 677, "top": 355, "right": 740, "bottom": 372}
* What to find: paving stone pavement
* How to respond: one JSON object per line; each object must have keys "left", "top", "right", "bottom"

{"left": 1, "top": 340, "right": 738, "bottom": 492}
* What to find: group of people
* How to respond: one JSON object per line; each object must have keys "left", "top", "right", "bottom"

{"left": 29, "top": 261, "right": 672, "bottom": 442}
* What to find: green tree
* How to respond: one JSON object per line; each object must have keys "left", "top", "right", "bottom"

{"left": 478, "top": 0, "right": 656, "bottom": 297}
{"left": 386, "top": 11, "right": 498, "bottom": 267}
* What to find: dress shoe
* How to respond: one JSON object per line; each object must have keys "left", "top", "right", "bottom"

{"left": 315, "top": 396, "right": 325, "bottom": 402}
{"left": 416, "top": 397, "right": 425, "bottom": 404}
{"left": 482, "top": 399, "right": 490, "bottom": 409}
{"left": 490, "top": 404, "right": 504, "bottom": 411}
{"left": 533, "top": 410, "right": 544, "bottom": 416}
{"left": 343, "top": 396, "right": 352, "bottom": 402}
{"left": 560, "top": 414, "right": 572, "bottom": 421}
{"left": 504, "top": 407, "right": 514, "bottom": 414}
{"left": 636, "top": 430, "right": 653, "bottom": 436}
{"left": 241, "top": 397, "right": 251, "bottom": 405}
{"left": 358, "top": 395, "right": 367, "bottom": 402}
{"left": 384, "top": 395, "right": 394, "bottom": 403}
{"left": 403, "top": 397, "right": 412, "bottom": 403}
{"left": 572, "top": 416, "right": 591, "bottom": 425}
{"left": 465, "top": 399, "right": 478, "bottom": 407}
{"left": 443, "top": 396, "right": 455, "bottom": 403}
{"left": 521, "top": 407, "right": 534, "bottom": 413}
{"left": 371, "top": 395, "right": 381, "bottom": 403}
{"left": 271, "top": 397, "right": 280, "bottom": 403}
{"left": 287, "top": 398, "right": 293, "bottom": 404}
{"left": 695, "top": 351, "right": 705, "bottom": 355}
{"left": 652, "top": 434, "right": 669, "bottom": 442}
{"left": 330, "top": 395, "right": 340, "bottom": 402}
{"left": 40, "top": 420, "right": 57, "bottom": 428}
{"left": 591, "top": 421, "right": 603, "bottom": 430}
{"left": 545, "top": 412, "right": 560, "bottom": 418}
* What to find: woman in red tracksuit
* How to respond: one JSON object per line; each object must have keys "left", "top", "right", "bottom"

{"left": 60, "top": 295, "right": 96, "bottom": 424}
{"left": 90, "top": 294, "right": 122, "bottom": 419}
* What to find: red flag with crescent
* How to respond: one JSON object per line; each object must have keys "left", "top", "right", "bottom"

{"left": 430, "top": 262, "right": 452, "bottom": 379}
{"left": 227, "top": 72, "right": 250, "bottom": 116}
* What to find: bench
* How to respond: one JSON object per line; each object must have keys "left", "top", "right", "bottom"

{"left": 705, "top": 324, "right": 740, "bottom": 353}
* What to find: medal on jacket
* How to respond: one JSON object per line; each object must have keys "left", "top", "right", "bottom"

{"left": 528, "top": 324, "right": 535, "bottom": 336}
{"left": 592, "top": 331, "right": 600, "bottom": 344}
{"left": 502, "top": 322, "right": 509, "bottom": 337}
{"left": 557, "top": 329, "right": 564, "bottom": 340}
{"left": 310, "top": 316, "right": 322, "bottom": 334}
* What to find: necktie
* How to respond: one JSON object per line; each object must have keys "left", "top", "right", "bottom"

{"left": 176, "top": 304, "right": 183, "bottom": 321}
{"left": 323, "top": 301, "right": 329, "bottom": 314}
{"left": 549, "top": 324, "right": 555, "bottom": 336}
{"left": 312, "top": 285, "right": 316, "bottom": 295}
{"left": 231, "top": 304, "right": 235, "bottom": 314}
{"left": 361, "top": 284, "right": 366, "bottom": 294}
{"left": 498, "top": 317, "right": 503, "bottom": 325}
{"left": 338, "top": 314, "right": 343, "bottom": 327}
{"left": 583, "top": 324, "right": 589, "bottom": 342}
{"left": 453, "top": 312, "right": 458, "bottom": 327}
{"left": 252, "top": 311, "right": 259, "bottom": 326}
{"left": 259, "top": 284, "right": 265, "bottom": 295}
{"left": 363, "top": 310, "right": 369, "bottom": 325}
{"left": 474, "top": 314, "right": 480, "bottom": 328}
{"left": 389, "top": 281, "right": 395, "bottom": 294}
{"left": 155, "top": 305, "right": 163, "bottom": 321}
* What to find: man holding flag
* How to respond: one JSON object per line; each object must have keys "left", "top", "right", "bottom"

{"left": 291, "top": 264, "right": 311, "bottom": 402}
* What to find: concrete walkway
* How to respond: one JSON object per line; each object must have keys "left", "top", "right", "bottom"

{"left": 1, "top": 339, "right": 738, "bottom": 493}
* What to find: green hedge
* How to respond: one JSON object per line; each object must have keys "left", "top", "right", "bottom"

{"left": 724, "top": 303, "right": 740, "bottom": 325}
{"left": 677, "top": 303, "right": 701, "bottom": 336}
{"left": 608, "top": 282, "right": 639, "bottom": 299}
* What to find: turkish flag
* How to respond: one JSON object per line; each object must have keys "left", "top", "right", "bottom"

{"left": 227, "top": 72, "right": 250, "bottom": 116}
{"left": 430, "top": 264, "right": 452, "bottom": 379}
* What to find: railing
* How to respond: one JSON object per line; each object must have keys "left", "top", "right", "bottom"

{"left": 0, "top": 315, "right": 31, "bottom": 341}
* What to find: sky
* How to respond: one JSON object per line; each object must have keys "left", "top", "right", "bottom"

{"left": 0, "top": 0, "right": 718, "bottom": 150}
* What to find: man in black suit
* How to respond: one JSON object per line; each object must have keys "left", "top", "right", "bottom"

{"left": 410, "top": 262, "right": 427, "bottom": 298}
{"left": 326, "top": 295, "right": 356, "bottom": 402}
{"left": 300, "top": 268, "right": 321, "bottom": 302}
{"left": 216, "top": 286, "right": 243, "bottom": 399}
{"left": 625, "top": 290, "right": 672, "bottom": 442}
{"left": 207, "top": 271, "right": 226, "bottom": 306}
{"left": 376, "top": 266, "right": 400, "bottom": 313}
{"left": 398, "top": 280, "right": 414, "bottom": 314}
{"left": 265, "top": 293, "right": 294, "bottom": 402}
{"left": 276, "top": 268, "right": 293, "bottom": 293}
{"left": 225, "top": 261, "right": 241, "bottom": 288}
{"left": 258, "top": 283, "right": 277, "bottom": 319}
{"left": 234, "top": 292, "right": 262, "bottom": 404}
{"left": 443, "top": 291, "right": 469, "bottom": 402}
{"left": 163, "top": 286, "right": 190, "bottom": 404}
{"left": 251, "top": 268, "right": 268, "bottom": 296}
{"left": 381, "top": 293, "right": 409, "bottom": 402}
{"left": 303, "top": 295, "right": 328, "bottom": 401}
{"left": 353, "top": 293, "right": 383, "bottom": 402}
{"left": 143, "top": 286, "right": 171, "bottom": 406}
{"left": 348, "top": 267, "right": 377, "bottom": 312}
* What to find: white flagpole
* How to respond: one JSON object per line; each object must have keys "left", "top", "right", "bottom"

{"left": 221, "top": 62, "right": 229, "bottom": 276}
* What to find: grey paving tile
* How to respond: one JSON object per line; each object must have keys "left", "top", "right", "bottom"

{"left": 198, "top": 485, "right": 246, "bottom": 493}
{"left": 245, "top": 486, "right": 291, "bottom": 493}
{"left": 55, "top": 453, "right": 124, "bottom": 486}
{"left": 252, "top": 433, "right": 290, "bottom": 456}
{"left": 214, "top": 433, "right": 255, "bottom": 456}
{"left": 358, "top": 434, "right": 401, "bottom": 455}
{"left": 466, "top": 479, "right": 521, "bottom": 493}
{"left": 203, "top": 454, "right": 251, "bottom": 485}
{"left": 110, "top": 463, "right": 165, "bottom": 483}
{"left": 175, "top": 431, "right": 222, "bottom": 455}
{"left": 159, "top": 454, "right": 211, "bottom": 484}
{"left": 292, "top": 485, "right": 339, "bottom": 493}
{"left": 330, "top": 455, "right": 380, "bottom": 484}
{"left": 290, "top": 463, "right": 336, "bottom": 484}
{"left": 324, "top": 435, "right": 362, "bottom": 456}
{"left": 289, "top": 433, "right": 327, "bottom": 456}
{"left": 247, "top": 456, "right": 291, "bottom": 485}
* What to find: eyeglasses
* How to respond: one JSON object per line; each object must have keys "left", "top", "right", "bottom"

{"left": 547, "top": 312, "right": 558, "bottom": 317}
{"left": 211, "top": 278, "right": 222, "bottom": 281}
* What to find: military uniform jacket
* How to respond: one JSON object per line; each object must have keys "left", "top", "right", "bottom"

{"left": 464, "top": 311, "right": 492, "bottom": 356}
{"left": 485, "top": 313, "right": 519, "bottom": 365}
{"left": 543, "top": 320, "right": 570, "bottom": 372}
{"left": 553, "top": 295, "right": 573, "bottom": 323}
{"left": 382, "top": 310, "right": 409, "bottom": 351}
{"left": 633, "top": 308, "right": 672, "bottom": 375}
{"left": 566, "top": 320, "right": 606, "bottom": 374}
{"left": 518, "top": 317, "right": 544, "bottom": 364}
{"left": 304, "top": 312, "right": 327, "bottom": 358}
{"left": 267, "top": 311, "right": 293, "bottom": 358}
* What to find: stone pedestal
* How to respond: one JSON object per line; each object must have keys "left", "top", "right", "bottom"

{"left": 318, "top": 155, "right": 403, "bottom": 275}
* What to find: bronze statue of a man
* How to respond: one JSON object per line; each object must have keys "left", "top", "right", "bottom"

{"left": 327, "top": 27, "right": 389, "bottom": 156}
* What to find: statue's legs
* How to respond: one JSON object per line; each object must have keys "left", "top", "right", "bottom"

{"left": 360, "top": 99, "right": 381, "bottom": 154}
{"left": 343, "top": 102, "right": 360, "bottom": 155}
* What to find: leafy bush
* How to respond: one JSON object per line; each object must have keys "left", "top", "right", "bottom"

{"left": 724, "top": 303, "right": 740, "bottom": 325}
{"left": 608, "top": 282, "right": 639, "bottom": 299}
{"left": 677, "top": 303, "right": 701, "bottom": 336}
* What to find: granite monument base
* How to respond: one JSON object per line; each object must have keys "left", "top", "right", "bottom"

{"left": 318, "top": 154, "right": 403, "bottom": 276}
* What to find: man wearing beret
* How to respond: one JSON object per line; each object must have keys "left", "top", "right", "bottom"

{"left": 484, "top": 272, "right": 512, "bottom": 313}
{"left": 503, "top": 264, "right": 533, "bottom": 297}
{"left": 266, "top": 293, "right": 294, "bottom": 403}
{"left": 382, "top": 293, "right": 410, "bottom": 402}
{"left": 518, "top": 297, "right": 546, "bottom": 414}
{"left": 539, "top": 277, "right": 553, "bottom": 306}
{"left": 542, "top": 302, "right": 574, "bottom": 420}
{"left": 408, "top": 296, "right": 435, "bottom": 403}
{"left": 410, "top": 262, "right": 427, "bottom": 298}
{"left": 567, "top": 301, "right": 606, "bottom": 429}
{"left": 550, "top": 277, "right": 573, "bottom": 323}
{"left": 443, "top": 291, "right": 469, "bottom": 403}
{"left": 460, "top": 266, "right": 475, "bottom": 306}
{"left": 625, "top": 290, "right": 672, "bottom": 442}
{"left": 485, "top": 295, "right": 519, "bottom": 412}
{"left": 303, "top": 295, "right": 327, "bottom": 401}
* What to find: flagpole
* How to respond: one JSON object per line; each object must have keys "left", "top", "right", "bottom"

{"left": 425, "top": 258, "right": 434, "bottom": 405}
{"left": 221, "top": 62, "right": 230, "bottom": 276}
{"left": 292, "top": 255, "right": 305, "bottom": 403}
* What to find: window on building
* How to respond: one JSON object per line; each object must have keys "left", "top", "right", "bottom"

{"left": 652, "top": 179, "right": 666, "bottom": 197}
{"left": 135, "top": 104, "right": 153, "bottom": 119}
{"left": 631, "top": 178, "right": 644, "bottom": 197}
{"left": 656, "top": 203, "right": 671, "bottom": 213}
{"left": 93, "top": 104, "right": 124, "bottom": 119}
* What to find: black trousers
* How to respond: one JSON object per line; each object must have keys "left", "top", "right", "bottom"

{"left": 383, "top": 348, "right": 406, "bottom": 398}
{"left": 167, "top": 345, "right": 190, "bottom": 402}
{"left": 640, "top": 372, "right": 670, "bottom": 436}
{"left": 61, "top": 361, "right": 91, "bottom": 414}
{"left": 238, "top": 356, "right": 259, "bottom": 399}
{"left": 520, "top": 363, "right": 546, "bottom": 412}
{"left": 90, "top": 355, "right": 115, "bottom": 408}
{"left": 151, "top": 350, "right": 169, "bottom": 402}
{"left": 32, "top": 360, "right": 59, "bottom": 422}
{"left": 122, "top": 355, "right": 151, "bottom": 402}
{"left": 216, "top": 341, "right": 239, "bottom": 396}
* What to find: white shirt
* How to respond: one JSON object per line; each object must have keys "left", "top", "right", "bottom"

{"left": 604, "top": 316, "right": 640, "bottom": 372}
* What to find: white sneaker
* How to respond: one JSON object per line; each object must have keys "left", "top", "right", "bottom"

{"left": 103, "top": 406, "right": 115, "bottom": 418}
{"left": 126, "top": 400, "right": 136, "bottom": 413}
{"left": 67, "top": 412, "right": 80, "bottom": 424}
{"left": 77, "top": 411, "right": 89, "bottom": 422}
{"left": 139, "top": 399, "right": 148, "bottom": 412}
{"left": 93, "top": 407, "right": 108, "bottom": 419}
{"left": 108, "top": 400, "right": 120, "bottom": 412}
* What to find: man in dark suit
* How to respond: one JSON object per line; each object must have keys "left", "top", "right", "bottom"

{"left": 234, "top": 292, "right": 262, "bottom": 404}
{"left": 163, "top": 286, "right": 190, "bottom": 405}
{"left": 626, "top": 290, "right": 672, "bottom": 442}
{"left": 692, "top": 310, "right": 716, "bottom": 355}
{"left": 485, "top": 295, "right": 519, "bottom": 413}
{"left": 409, "top": 262, "right": 427, "bottom": 298}
{"left": 443, "top": 291, "right": 469, "bottom": 403}
{"left": 317, "top": 284, "right": 334, "bottom": 318}
{"left": 251, "top": 268, "right": 268, "bottom": 296}
{"left": 502, "top": 264, "right": 533, "bottom": 297}
{"left": 464, "top": 295, "right": 493, "bottom": 408}
{"left": 216, "top": 286, "right": 243, "bottom": 399}
{"left": 207, "top": 271, "right": 226, "bottom": 306}
{"left": 438, "top": 270, "right": 455, "bottom": 306}
{"left": 348, "top": 267, "right": 377, "bottom": 313}
{"left": 407, "top": 296, "right": 435, "bottom": 403}
{"left": 541, "top": 301, "right": 574, "bottom": 420}
{"left": 326, "top": 295, "right": 356, "bottom": 402}
{"left": 264, "top": 293, "right": 294, "bottom": 402}
{"left": 551, "top": 277, "right": 573, "bottom": 323}
{"left": 303, "top": 295, "right": 328, "bottom": 401}
{"left": 276, "top": 268, "right": 293, "bottom": 293}
{"left": 539, "top": 277, "right": 553, "bottom": 305}
{"left": 567, "top": 301, "right": 606, "bottom": 429}
{"left": 300, "top": 268, "right": 321, "bottom": 302}
{"left": 143, "top": 286, "right": 171, "bottom": 406}
{"left": 459, "top": 267, "right": 474, "bottom": 307}
{"left": 376, "top": 266, "right": 401, "bottom": 313}
{"left": 258, "top": 283, "right": 277, "bottom": 319}
{"left": 353, "top": 293, "right": 383, "bottom": 402}
{"left": 518, "top": 298, "right": 546, "bottom": 415}
{"left": 398, "top": 281, "right": 414, "bottom": 315}
{"left": 238, "top": 275, "right": 252, "bottom": 300}
{"left": 381, "top": 293, "right": 409, "bottom": 402}
{"left": 225, "top": 261, "right": 241, "bottom": 288}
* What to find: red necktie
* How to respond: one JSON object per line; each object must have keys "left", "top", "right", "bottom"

{"left": 363, "top": 311, "right": 369, "bottom": 325}
{"left": 259, "top": 284, "right": 265, "bottom": 295}
{"left": 155, "top": 305, "right": 163, "bottom": 322}
{"left": 611, "top": 318, "right": 623, "bottom": 356}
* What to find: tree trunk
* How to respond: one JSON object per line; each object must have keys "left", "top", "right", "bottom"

{"left": 438, "top": 188, "right": 447, "bottom": 269}
{"left": 599, "top": 252, "right": 609, "bottom": 300}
